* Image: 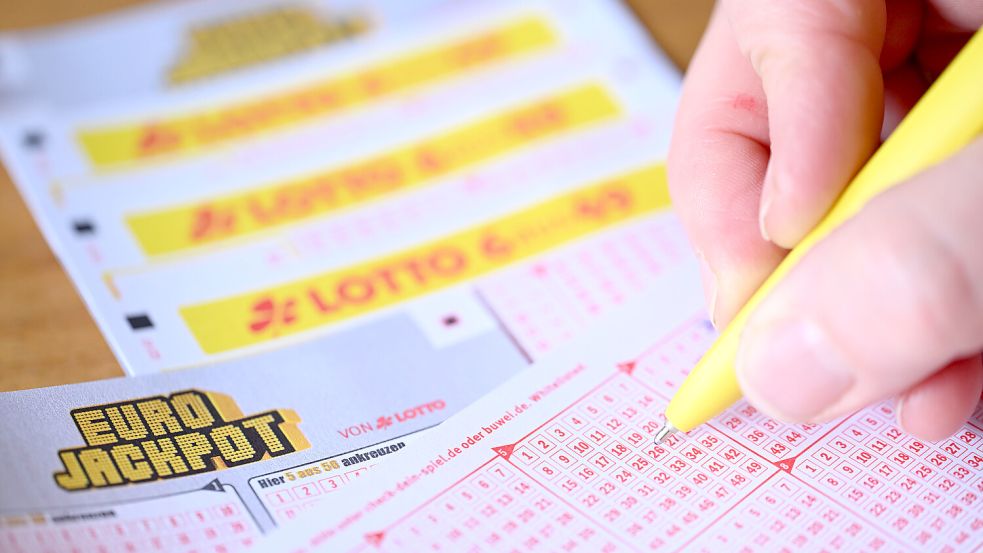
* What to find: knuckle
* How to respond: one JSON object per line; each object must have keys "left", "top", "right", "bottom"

{"left": 864, "top": 198, "right": 983, "bottom": 348}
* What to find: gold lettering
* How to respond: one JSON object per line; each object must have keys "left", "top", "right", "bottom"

{"left": 171, "top": 392, "right": 216, "bottom": 429}
{"left": 241, "top": 414, "right": 287, "bottom": 453}
{"left": 137, "top": 399, "right": 184, "bottom": 436}
{"left": 141, "top": 438, "right": 189, "bottom": 476}
{"left": 211, "top": 425, "right": 255, "bottom": 463}
{"left": 175, "top": 432, "right": 215, "bottom": 470}
{"left": 72, "top": 410, "right": 117, "bottom": 446}
{"left": 111, "top": 444, "right": 153, "bottom": 482}
{"left": 105, "top": 404, "right": 147, "bottom": 441}
{"left": 79, "top": 449, "right": 123, "bottom": 487}
{"left": 54, "top": 451, "right": 89, "bottom": 490}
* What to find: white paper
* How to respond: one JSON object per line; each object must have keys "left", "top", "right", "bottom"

{"left": 0, "top": 306, "right": 529, "bottom": 550}
{"left": 255, "top": 270, "right": 983, "bottom": 552}
{"left": 0, "top": 0, "right": 683, "bottom": 375}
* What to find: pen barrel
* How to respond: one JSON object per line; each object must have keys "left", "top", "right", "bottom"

{"left": 807, "top": 28, "right": 983, "bottom": 240}
{"left": 665, "top": 315, "right": 744, "bottom": 432}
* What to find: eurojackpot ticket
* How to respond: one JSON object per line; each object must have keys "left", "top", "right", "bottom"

{"left": 0, "top": 312, "right": 529, "bottom": 550}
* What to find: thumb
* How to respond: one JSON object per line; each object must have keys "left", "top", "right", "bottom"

{"left": 725, "top": 0, "right": 886, "bottom": 247}
{"left": 735, "top": 136, "right": 983, "bottom": 425}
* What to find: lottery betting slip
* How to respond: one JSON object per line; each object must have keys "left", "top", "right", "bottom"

{"left": 0, "top": 260, "right": 703, "bottom": 553}
{"left": 0, "top": 0, "right": 683, "bottom": 375}
{"left": 0, "top": 312, "right": 530, "bottom": 552}
{"left": 256, "top": 273, "right": 983, "bottom": 553}
{"left": 0, "top": 1, "right": 702, "bottom": 551}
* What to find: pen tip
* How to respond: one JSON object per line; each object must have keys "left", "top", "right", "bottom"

{"left": 653, "top": 421, "right": 676, "bottom": 445}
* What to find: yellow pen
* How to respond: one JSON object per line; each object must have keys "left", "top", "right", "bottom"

{"left": 655, "top": 28, "right": 983, "bottom": 444}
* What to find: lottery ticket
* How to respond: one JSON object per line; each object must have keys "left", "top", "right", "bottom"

{"left": 0, "top": 0, "right": 415, "bottom": 106}
{"left": 0, "top": 308, "right": 528, "bottom": 551}
{"left": 255, "top": 271, "right": 983, "bottom": 553}
{"left": 0, "top": 0, "right": 683, "bottom": 374}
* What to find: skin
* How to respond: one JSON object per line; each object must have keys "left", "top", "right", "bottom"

{"left": 668, "top": 0, "right": 983, "bottom": 441}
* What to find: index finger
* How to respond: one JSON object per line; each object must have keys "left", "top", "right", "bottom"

{"left": 667, "top": 6, "right": 785, "bottom": 326}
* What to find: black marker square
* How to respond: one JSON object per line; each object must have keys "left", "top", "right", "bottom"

{"left": 126, "top": 314, "right": 154, "bottom": 330}
{"left": 22, "top": 131, "right": 44, "bottom": 149}
{"left": 72, "top": 220, "right": 96, "bottom": 235}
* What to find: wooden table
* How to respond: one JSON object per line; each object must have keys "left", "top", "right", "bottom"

{"left": 0, "top": 0, "right": 713, "bottom": 391}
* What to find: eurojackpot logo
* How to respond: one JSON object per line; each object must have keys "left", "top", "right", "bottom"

{"left": 53, "top": 390, "right": 309, "bottom": 491}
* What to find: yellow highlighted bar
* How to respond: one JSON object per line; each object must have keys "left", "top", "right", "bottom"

{"left": 126, "top": 84, "right": 620, "bottom": 256}
{"left": 78, "top": 18, "right": 556, "bottom": 166}
{"left": 180, "top": 164, "right": 671, "bottom": 354}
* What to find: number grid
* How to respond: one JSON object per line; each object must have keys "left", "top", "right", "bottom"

{"left": 346, "top": 317, "right": 983, "bottom": 552}
{"left": 1, "top": 490, "right": 259, "bottom": 553}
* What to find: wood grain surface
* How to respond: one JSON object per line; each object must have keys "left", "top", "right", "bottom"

{"left": 0, "top": 0, "right": 713, "bottom": 391}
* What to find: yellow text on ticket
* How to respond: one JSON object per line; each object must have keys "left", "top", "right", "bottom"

{"left": 180, "top": 165, "right": 671, "bottom": 354}
{"left": 77, "top": 18, "right": 555, "bottom": 166}
{"left": 126, "top": 84, "right": 620, "bottom": 256}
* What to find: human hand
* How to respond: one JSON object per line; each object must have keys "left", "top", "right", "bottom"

{"left": 667, "top": 0, "right": 983, "bottom": 441}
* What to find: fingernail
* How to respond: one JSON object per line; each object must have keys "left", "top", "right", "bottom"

{"left": 759, "top": 164, "right": 777, "bottom": 242}
{"left": 759, "top": 194, "right": 773, "bottom": 242}
{"left": 895, "top": 397, "right": 909, "bottom": 434}
{"left": 736, "top": 318, "right": 855, "bottom": 422}
{"left": 697, "top": 252, "right": 718, "bottom": 328}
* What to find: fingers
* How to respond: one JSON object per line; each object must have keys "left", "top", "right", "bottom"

{"left": 667, "top": 5, "right": 785, "bottom": 326}
{"left": 897, "top": 355, "right": 983, "bottom": 442}
{"left": 879, "top": 0, "right": 922, "bottom": 72}
{"left": 735, "top": 136, "right": 983, "bottom": 426}
{"left": 880, "top": 0, "right": 927, "bottom": 136}
{"left": 921, "top": 1, "right": 983, "bottom": 33}
{"left": 725, "top": 0, "right": 886, "bottom": 248}
{"left": 882, "top": 62, "right": 927, "bottom": 137}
